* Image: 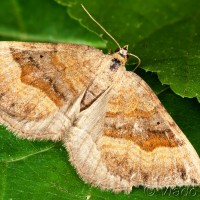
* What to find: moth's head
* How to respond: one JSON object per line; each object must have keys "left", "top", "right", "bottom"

{"left": 114, "top": 45, "right": 129, "bottom": 63}
{"left": 110, "top": 45, "right": 129, "bottom": 71}
{"left": 110, "top": 45, "right": 141, "bottom": 71}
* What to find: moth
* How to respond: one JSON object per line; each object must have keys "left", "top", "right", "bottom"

{"left": 0, "top": 5, "right": 199, "bottom": 194}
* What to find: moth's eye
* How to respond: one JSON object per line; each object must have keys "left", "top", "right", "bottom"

{"left": 114, "top": 48, "right": 120, "bottom": 53}
{"left": 110, "top": 58, "right": 121, "bottom": 71}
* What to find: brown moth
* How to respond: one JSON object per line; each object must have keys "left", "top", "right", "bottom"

{"left": 0, "top": 6, "right": 200, "bottom": 194}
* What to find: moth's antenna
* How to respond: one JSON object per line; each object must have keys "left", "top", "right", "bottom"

{"left": 128, "top": 53, "right": 141, "bottom": 71}
{"left": 81, "top": 4, "right": 141, "bottom": 69}
{"left": 81, "top": 4, "right": 121, "bottom": 49}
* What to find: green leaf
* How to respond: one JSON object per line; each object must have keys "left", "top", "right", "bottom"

{"left": 0, "top": 0, "right": 105, "bottom": 47}
{"left": 57, "top": 0, "right": 200, "bottom": 101}
{"left": 0, "top": 0, "right": 199, "bottom": 199}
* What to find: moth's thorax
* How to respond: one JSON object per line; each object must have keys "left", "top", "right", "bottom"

{"left": 80, "top": 52, "right": 125, "bottom": 110}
